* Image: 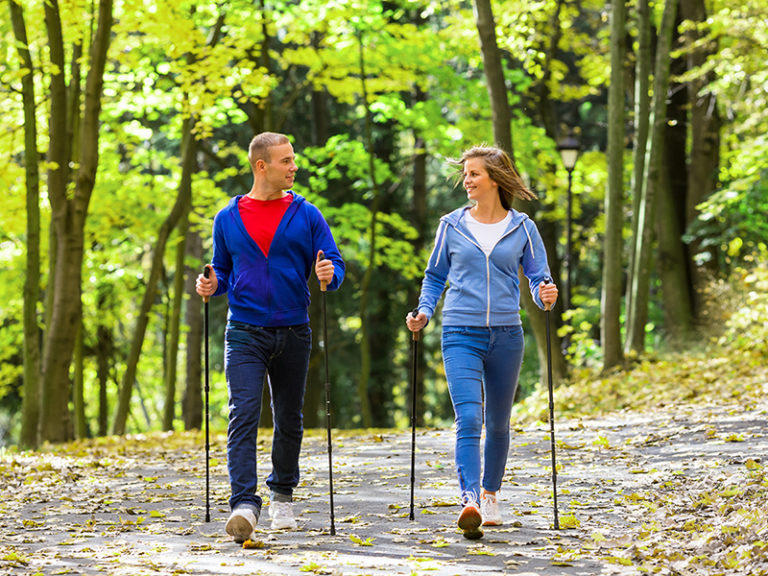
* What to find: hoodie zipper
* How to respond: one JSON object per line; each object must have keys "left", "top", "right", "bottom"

{"left": 451, "top": 226, "right": 493, "bottom": 326}
{"left": 448, "top": 216, "right": 534, "bottom": 327}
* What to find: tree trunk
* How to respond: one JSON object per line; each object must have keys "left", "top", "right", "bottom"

{"left": 410, "top": 126, "right": 428, "bottom": 426}
{"left": 247, "top": 0, "right": 272, "bottom": 134}
{"left": 303, "top": 79, "right": 329, "bottom": 429}
{"left": 183, "top": 229, "right": 203, "bottom": 430}
{"left": 355, "top": 32, "right": 377, "bottom": 428}
{"left": 302, "top": 281, "right": 324, "bottom": 429}
{"left": 73, "top": 319, "right": 88, "bottom": 439}
{"left": 473, "top": 0, "right": 513, "bottom": 156}
{"left": 472, "top": 0, "right": 566, "bottom": 386}
{"left": 9, "top": 0, "right": 42, "bottom": 449}
{"left": 602, "top": 0, "right": 626, "bottom": 369}
{"left": 625, "top": 0, "right": 652, "bottom": 349}
{"left": 625, "top": 0, "right": 678, "bottom": 353}
{"left": 657, "top": 29, "right": 694, "bottom": 342}
{"left": 680, "top": 0, "right": 720, "bottom": 306}
{"left": 40, "top": 0, "right": 113, "bottom": 443}
{"left": 310, "top": 32, "right": 328, "bottom": 147}
{"left": 163, "top": 215, "right": 189, "bottom": 431}
{"left": 113, "top": 123, "right": 195, "bottom": 435}
{"left": 529, "top": 0, "right": 565, "bottom": 366}
{"left": 95, "top": 289, "right": 112, "bottom": 437}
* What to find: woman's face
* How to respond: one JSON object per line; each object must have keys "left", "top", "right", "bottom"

{"left": 463, "top": 157, "right": 498, "bottom": 204}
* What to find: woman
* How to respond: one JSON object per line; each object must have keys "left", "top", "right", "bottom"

{"left": 406, "top": 146, "right": 558, "bottom": 540}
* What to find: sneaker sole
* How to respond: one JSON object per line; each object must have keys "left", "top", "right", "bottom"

{"left": 458, "top": 505, "right": 482, "bottom": 539}
{"left": 482, "top": 519, "right": 502, "bottom": 526}
{"left": 226, "top": 516, "right": 255, "bottom": 543}
{"left": 271, "top": 520, "right": 298, "bottom": 530}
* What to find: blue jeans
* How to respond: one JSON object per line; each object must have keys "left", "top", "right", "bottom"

{"left": 225, "top": 320, "right": 311, "bottom": 511}
{"left": 441, "top": 325, "right": 525, "bottom": 503}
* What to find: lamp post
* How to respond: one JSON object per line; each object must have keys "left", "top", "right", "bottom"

{"left": 557, "top": 134, "right": 580, "bottom": 313}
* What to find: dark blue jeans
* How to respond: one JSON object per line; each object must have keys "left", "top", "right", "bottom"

{"left": 441, "top": 325, "right": 525, "bottom": 503}
{"left": 225, "top": 320, "right": 311, "bottom": 511}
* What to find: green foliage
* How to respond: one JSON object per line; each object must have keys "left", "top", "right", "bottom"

{"left": 717, "top": 250, "right": 768, "bottom": 357}
{"left": 686, "top": 176, "right": 768, "bottom": 268}
{"left": 2, "top": 0, "right": 766, "bottom": 442}
{"left": 514, "top": 259, "right": 768, "bottom": 425}
{"left": 677, "top": 0, "right": 768, "bottom": 268}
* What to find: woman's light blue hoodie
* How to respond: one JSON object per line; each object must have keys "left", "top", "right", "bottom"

{"left": 418, "top": 206, "right": 551, "bottom": 327}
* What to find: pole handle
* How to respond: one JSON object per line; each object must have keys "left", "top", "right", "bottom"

{"left": 411, "top": 308, "right": 421, "bottom": 342}
{"left": 318, "top": 251, "right": 328, "bottom": 292}
{"left": 203, "top": 265, "right": 211, "bottom": 303}
{"left": 543, "top": 277, "right": 552, "bottom": 311}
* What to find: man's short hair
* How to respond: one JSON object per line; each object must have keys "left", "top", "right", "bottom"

{"left": 248, "top": 132, "right": 290, "bottom": 166}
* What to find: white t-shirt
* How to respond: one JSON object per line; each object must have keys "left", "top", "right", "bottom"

{"left": 465, "top": 210, "right": 512, "bottom": 256}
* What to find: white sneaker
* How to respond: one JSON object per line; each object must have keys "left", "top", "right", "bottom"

{"left": 269, "top": 500, "right": 297, "bottom": 530}
{"left": 480, "top": 492, "right": 502, "bottom": 526}
{"left": 225, "top": 507, "right": 258, "bottom": 543}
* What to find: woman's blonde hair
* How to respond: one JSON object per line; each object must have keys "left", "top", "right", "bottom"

{"left": 453, "top": 146, "right": 536, "bottom": 209}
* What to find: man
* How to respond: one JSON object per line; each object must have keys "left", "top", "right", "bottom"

{"left": 196, "top": 132, "right": 344, "bottom": 542}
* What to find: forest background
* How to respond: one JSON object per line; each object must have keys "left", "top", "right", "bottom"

{"left": 1, "top": 0, "right": 766, "bottom": 449}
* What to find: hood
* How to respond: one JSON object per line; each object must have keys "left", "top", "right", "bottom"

{"left": 437, "top": 205, "right": 536, "bottom": 260}
{"left": 440, "top": 205, "right": 530, "bottom": 233}
{"left": 225, "top": 190, "right": 306, "bottom": 210}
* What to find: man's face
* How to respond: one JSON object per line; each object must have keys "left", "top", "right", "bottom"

{"left": 261, "top": 143, "right": 298, "bottom": 191}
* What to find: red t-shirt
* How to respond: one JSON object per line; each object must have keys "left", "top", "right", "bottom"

{"left": 238, "top": 193, "right": 293, "bottom": 257}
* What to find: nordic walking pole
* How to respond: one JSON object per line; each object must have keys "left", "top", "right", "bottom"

{"left": 409, "top": 308, "right": 420, "bottom": 521}
{"left": 318, "top": 252, "right": 336, "bottom": 535}
{"left": 203, "top": 265, "right": 211, "bottom": 523}
{"left": 543, "top": 279, "right": 559, "bottom": 530}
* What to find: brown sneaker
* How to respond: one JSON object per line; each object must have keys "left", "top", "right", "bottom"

{"left": 457, "top": 501, "right": 483, "bottom": 540}
{"left": 225, "top": 507, "right": 258, "bottom": 543}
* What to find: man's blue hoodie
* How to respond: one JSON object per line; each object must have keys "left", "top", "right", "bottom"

{"left": 418, "top": 206, "right": 551, "bottom": 327}
{"left": 211, "top": 192, "right": 344, "bottom": 327}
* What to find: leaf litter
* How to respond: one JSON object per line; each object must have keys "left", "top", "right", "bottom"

{"left": 1, "top": 354, "right": 767, "bottom": 574}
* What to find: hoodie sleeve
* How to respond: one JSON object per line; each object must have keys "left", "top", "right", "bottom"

{"left": 520, "top": 219, "right": 552, "bottom": 310}
{"left": 417, "top": 220, "right": 450, "bottom": 321}
{"left": 211, "top": 209, "right": 233, "bottom": 297}
{"left": 309, "top": 204, "right": 345, "bottom": 291}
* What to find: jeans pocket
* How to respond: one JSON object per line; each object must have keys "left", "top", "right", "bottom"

{"left": 288, "top": 323, "right": 312, "bottom": 345}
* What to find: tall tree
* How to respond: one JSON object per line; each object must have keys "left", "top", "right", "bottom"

{"left": 410, "top": 87, "right": 429, "bottom": 425}
{"left": 472, "top": 0, "right": 567, "bottom": 385}
{"left": 163, "top": 216, "right": 189, "bottom": 430}
{"left": 8, "top": 0, "right": 42, "bottom": 448}
{"left": 40, "top": 0, "right": 114, "bottom": 443}
{"left": 113, "top": 120, "right": 197, "bottom": 435}
{"left": 625, "top": 0, "right": 652, "bottom": 345}
{"left": 602, "top": 0, "right": 626, "bottom": 369}
{"left": 112, "top": 9, "right": 224, "bottom": 435}
{"left": 625, "top": 0, "right": 679, "bottom": 353}
{"left": 657, "top": 20, "right": 694, "bottom": 341}
{"left": 183, "top": 229, "right": 203, "bottom": 430}
{"left": 355, "top": 30, "right": 378, "bottom": 428}
{"left": 680, "top": 0, "right": 721, "bottom": 308}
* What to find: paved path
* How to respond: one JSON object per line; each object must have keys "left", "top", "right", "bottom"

{"left": 1, "top": 399, "right": 767, "bottom": 575}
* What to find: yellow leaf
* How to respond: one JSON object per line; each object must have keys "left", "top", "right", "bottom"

{"left": 349, "top": 534, "right": 374, "bottom": 546}
{"left": 559, "top": 513, "right": 580, "bottom": 529}
{"left": 242, "top": 539, "right": 264, "bottom": 549}
{"left": 745, "top": 459, "right": 761, "bottom": 470}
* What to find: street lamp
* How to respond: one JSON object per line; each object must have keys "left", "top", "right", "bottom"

{"left": 557, "top": 134, "right": 580, "bottom": 313}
